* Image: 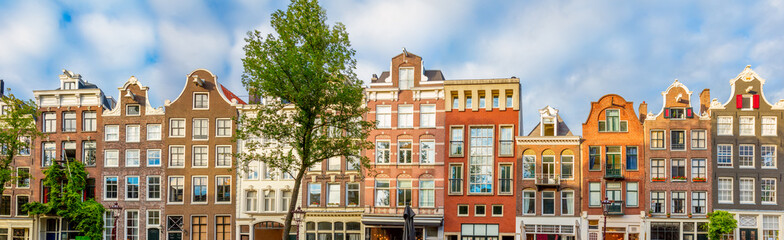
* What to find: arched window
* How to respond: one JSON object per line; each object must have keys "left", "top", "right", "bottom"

{"left": 245, "top": 190, "right": 257, "bottom": 212}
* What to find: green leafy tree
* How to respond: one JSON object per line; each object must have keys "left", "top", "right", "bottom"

{"left": 707, "top": 210, "right": 737, "bottom": 240}
{"left": 24, "top": 160, "right": 105, "bottom": 240}
{"left": 0, "top": 90, "right": 43, "bottom": 194}
{"left": 239, "top": 0, "right": 374, "bottom": 238}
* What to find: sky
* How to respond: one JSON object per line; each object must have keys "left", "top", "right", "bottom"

{"left": 2, "top": 0, "right": 784, "bottom": 134}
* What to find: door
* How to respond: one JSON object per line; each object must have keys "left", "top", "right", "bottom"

{"left": 147, "top": 228, "right": 159, "bottom": 240}
{"left": 739, "top": 229, "right": 757, "bottom": 240}
{"left": 542, "top": 156, "right": 555, "bottom": 179}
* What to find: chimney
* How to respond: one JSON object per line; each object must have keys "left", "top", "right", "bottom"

{"left": 0, "top": 79, "right": 4, "bottom": 97}
{"left": 639, "top": 101, "right": 648, "bottom": 122}
{"left": 700, "top": 89, "right": 711, "bottom": 116}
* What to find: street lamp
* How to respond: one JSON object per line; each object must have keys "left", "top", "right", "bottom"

{"left": 292, "top": 206, "right": 306, "bottom": 240}
{"left": 108, "top": 203, "right": 123, "bottom": 240}
{"left": 601, "top": 198, "right": 614, "bottom": 240}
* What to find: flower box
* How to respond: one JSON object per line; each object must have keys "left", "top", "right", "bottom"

{"left": 652, "top": 178, "right": 666, "bottom": 182}
{"left": 692, "top": 177, "right": 706, "bottom": 182}
{"left": 672, "top": 176, "right": 687, "bottom": 181}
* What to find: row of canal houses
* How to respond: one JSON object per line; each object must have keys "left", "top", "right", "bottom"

{"left": 1, "top": 50, "right": 784, "bottom": 240}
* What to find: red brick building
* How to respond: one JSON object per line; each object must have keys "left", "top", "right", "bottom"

{"left": 581, "top": 94, "right": 645, "bottom": 240}
{"left": 443, "top": 78, "right": 520, "bottom": 240}
{"left": 363, "top": 51, "right": 446, "bottom": 240}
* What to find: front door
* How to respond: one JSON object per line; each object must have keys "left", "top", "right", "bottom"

{"left": 739, "top": 228, "right": 757, "bottom": 240}
{"left": 147, "top": 228, "right": 159, "bottom": 240}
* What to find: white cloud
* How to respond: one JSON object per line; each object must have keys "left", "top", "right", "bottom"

{"left": 0, "top": 0, "right": 59, "bottom": 95}
{"left": 76, "top": 14, "right": 156, "bottom": 68}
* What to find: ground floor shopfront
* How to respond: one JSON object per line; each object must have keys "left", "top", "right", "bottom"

{"left": 725, "top": 210, "right": 784, "bottom": 240}
{"left": 235, "top": 214, "right": 296, "bottom": 240}
{"left": 0, "top": 218, "right": 32, "bottom": 240}
{"left": 362, "top": 214, "right": 442, "bottom": 240}
{"left": 645, "top": 218, "right": 708, "bottom": 240}
{"left": 517, "top": 217, "right": 581, "bottom": 240}
{"left": 583, "top": 214, "right": 642, "bottom": 240}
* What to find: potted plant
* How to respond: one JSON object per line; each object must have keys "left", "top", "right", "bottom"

{"left": 667, "top": 213, "right": 671, "bottom": 218}
{"left": 693, "top": 177, "right": 706, "bottom": 182}
{"left": 648, "top": 210, "right": 653, "bottom": 217}
{"left": 673, "top": 176, "right": 687, "bottom": 181}
{"left": 688, "top": 213, "right": 693, "bottom": 218}
{"left": 652, "top": 177, "right": 666, "bottom": 182}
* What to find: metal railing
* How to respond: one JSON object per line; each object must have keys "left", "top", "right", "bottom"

{"left": 605, "top": 164, "right": 624, "bottom": 179}
{"left": 606, "top": 201, "right": 624, "bottom": 215}
{"left": 535, "top": 174, "right": 561, "bottom": 185}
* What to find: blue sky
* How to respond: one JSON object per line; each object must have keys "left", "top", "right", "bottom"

{"left": 2, "top": 0, "right": 784, "bottom": 133}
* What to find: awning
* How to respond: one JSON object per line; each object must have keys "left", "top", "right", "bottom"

{"left": 361, "top": 215, "right": 443, "bottom": 227}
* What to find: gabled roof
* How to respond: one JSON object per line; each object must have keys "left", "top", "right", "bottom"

{"left": 527, "top": 114, "right": 574, "bottom": 136}
{"left": 371, "top": 70, "right": 445, "bottom": 84}
{"left": 221, "top": 84, "right": 247, "bottom": 105}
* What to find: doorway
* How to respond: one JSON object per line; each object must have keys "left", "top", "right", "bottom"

{"left": 739, "top": 228, "right": 757, "bottom": 240}
{"left": 254, "top": 221, "right": 284, "bottom": 240}
{"left": 147, "top": 228, "right": 160, "bottom": 240}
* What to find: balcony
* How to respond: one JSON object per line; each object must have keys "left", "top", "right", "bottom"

{"left": 605, "top": 201, "right": 624, "bottom": 215}
{"left": 535, "top": 174, "right": 561, "bottom": 187}
{"left": 604, "top": 164, "right": 624, "bottom": 179}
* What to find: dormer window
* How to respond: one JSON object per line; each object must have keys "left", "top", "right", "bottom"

{"left": 126, "top": 105, "right": 140, "bottom": 116}
{"left": 598, "top": 109, "right": 627, "bottom": 132}
{"left": 63, "top": 82, "right": 77, "bottom": 90}
{"left": 542, "top": 118, "right": 556, "bottom": 136}
{"left": 398, "top": 67, "right": 414, "bottom": 90}
{"left": 736, "top": 94, "right": 758, "bottom": 110}
{"left": 669, "top": 108, "right": 685, "bottom": 119}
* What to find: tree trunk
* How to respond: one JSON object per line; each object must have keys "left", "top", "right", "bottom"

{"left": 282, "top": 168, "right": 307, "bottom": 240}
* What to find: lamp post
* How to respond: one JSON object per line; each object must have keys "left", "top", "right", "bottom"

{"left": 292, "top": 206, "right": 306, "bottom": 240}
{"left": 109, "top": 203, "right": 123, "bottom": 240}
{"left": 601, "top": 198, "right": 614, "bottom": 240}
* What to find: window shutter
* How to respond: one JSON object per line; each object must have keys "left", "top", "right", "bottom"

{"left": 753, "top": 94, "right": 760, "bottom": 109}
{"left": 686, "top": 108, "right": 694, "bottom": 118}
{"left": 663, "top": 108, "right": 670, "bottom": 118}
{"left": 736, "top": 95, "right": 743, "bottom": 109}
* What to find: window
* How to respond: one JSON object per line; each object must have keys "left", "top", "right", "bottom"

{"left": 562, "top": 191, "right": 574, "bottom": 215}
{"left": 83, "top": 141, "right": 96, "bottom": 166}
{"left": 216, "top": 146, "right": 232, "bottom": 167}
{"left": 105, "top": 177, "right": 118, "bottom": 200}
{"left": 194, "top": 93, "right": 209, "bottom": 109}
{"left": 589, "top": 182, "right": 600, "bottom": 207}
{"left": 169, "top": 146, "right": 185, "bottom": 167}
{"left": 105, "top": 125, "right": 119, "bottom": 141}
{"left": 18, "top": 136, "right": 30, "bottom": 156}
{"left": 281, "top": 191, "right": 292, "bottom": 212}
{"left": 651, "top": 191, "right": 665, "bottom": 214}
{"left": 672, "top": 191, "right": 685, "bottom": 214}
{"left": 764, "top": 216, "right": 779, "bottom": 240}
{"left": 561, "top": 154, "right": 574, "bottom": 179}
{"left": 309, "top": 183, "right": 321, "bottom": 206}
{"left": 506, "top": 94, "right": 513, "bottom": 108}
{"left": 449, "top": 164, "right": 463, "bottom": 194}
{"left": 762, "top": 116, "right": 777, "bottom": 136}
{"left": 492, "top": 205, "right": 503, "bottom": 216}
{"left": 16, "top": 168, "right": 29, "bottom": 188}
{"left": 651, "top": 130, "right": 664, "bottom": 149}
{"left": 542, "top": 117, "right": 556, "bottom": 136}
{"left": 83, "top": 111, "right": 96, "bottom": 131}
{"left": 492, "top": 95, "right": 499, "bottom": 108}
{"left": 468, "top": 127, "right": 493, "bottom": 194}
{"left": 452, "top": 97, "right": 459, "bottom": 110}
{"left": 104, "top": 212, "right": 115, "bottom": 240}
{"left": 419, "top": 180, "right": 435, "bottom": 207}
{"left": 670, "top": 130, "right": 685, "bottom": 150}
{"left": 193, "top": 119, "right": 208, "bottom": 140}
{"left": 626, "top": 146, "right": 638, "bottom": 170}
{"left": 327, "top": 184, "right": 340, "bottom": 207}
{"left": 216, "top": 216, "right": 231, "bottom": 240}
{"left": 63, "top": 81, "right": 76, "bottom": 90}
{"left": 147, "top": 176, "right": 161, "bottom": 200}
{"left": 718, "top": 116, "right": 732, "bottom": 135}
{"left": 691, "top": 130, "right": 706, "bottom": 149}
{"left": 450, "top": 126, "right": 464, "bottom": 156}
{"left": 126, "top": 149, "right": 140, "bottom": 167}
{"left": 692, "top": 192, "right": 706, "bottom": 214}
{"left": 16, "top": 195, "right": 28, "bottom": 216}
{"left": 145, "top": 149, "right": 161, "bottom": 167}
{"left": 62, "top": 112, "right": 76, "bottom": 132}
{"left": 420, "top": 140, "right": 435, "bottom": 164}
{"left": 145, "top": 124, "right": 161, "bottom": 140}
{"left": 398, "top": 105, "right": 413, "bottom": 128}
{"left": 718, "top": 178, "right": 733, "bottom": 203}
{"left": 126, "top": 211, "right": 139, "bottom": 240}
{"left": 761, "top": 178, "right": 776, "bottom": 204}
{"left": 192, "top": 146, "right": 208, "bottom": 167}
{"left": 167, "top": 216, "right": 184, "bottom": 239}
{"left": 627, "top": 182, "right": 638, "bottom": 207}
{"left": 42, "top": 112, "right": 56, "bottom": 132}
{"left": 475, "top": 205, "right": 486, "bottom": 216}
{"left": 669, "top": 108, "right": 685, "bottom": 119}
{"left": 458, "top": 205, "right": 469, "bottom": 216}
{"left": 588, "top": 146, "right": 600, "bottom": 171}
{"left": 398, "top": 140, "right": 412, "bottom": 163}
{"left": 397, "top": 180, "right": 412, "bottom": 206}
{"left": 740, "top": 116, "right": 755, "bottom": 136}
{"left": 216, "top": 119, "right": 232, "bottom": 137}
{"left": 499, "top": 126, "right": 514, "bottom": 156}
{"left": 41, "top": 142, "right": 55, "bottom": 167}
{"left": 376, "top": 105, "right": 391, "bottom": 128}
{"left": 346, "top": 183, "right": 359, "bottom": 207}
{"left": 264, "top": 190, "right": 276, "bottom": 211}
{"left": 245, "top": 191, "right": 257, "bottom": 212}
{"left": 671, "top": 159, "right": 685, "bottom": 180}
{"left": 717, "top": 145, "right": 732, "bottom": 167}
{"left": 104, "top": 150, "right": 119, "bottom": 167}
{"left": 479, "top": 95, "right": 486, "bottom": 108}
{"left": 602, "top": 109, "right": 623, "bottom": 132}
{"left": 169, "top": 119, "right": 185, "bottom": 137}
{"left": 126, "top": 176, "right": 139, "bottom": 200}
{"left": 124, "top": 104, "right": 140, "bottom": 116}
{"left": 498, "top": 164, "right": 512, "bottom": 194}
{"left": 740, "top": 178, "right": 754, "bottom": 204}
{"left": 375, "top": 141, "right": 390, "bottom": 163}
{"left": 739, "top": 145, "right": 754, "bottom": 167}
{"left": 606, "top": 146, "right": 622, "bottom": 172}
{"left": 762, "top": 145, "right": 776, "bottom": 168}
{"left": 542, "top": 191, "right": 555, "bottom": 215}
{"left": 606, "top": 182, "right": 621, "bottom": 202}
{"left": 691, "top": 159, "right": 706, "bottom": 180}
{"left": 192, "top": 177, "right": 207, "bottom": 203}
{"left": 420, "top": 104, "right": 435, "bottom": 128}
{"left": 191, "top": 216, "right": 207, "bottom": 240}
{"left": 466, "top": 96, "right": 472, "bottom": 109}
{"left": 398, "top": 67, "right": 414, "bottom": 90}
{"left": 148, "top": 210, "right": 161, "bottom": 226}
{"left": 0, "top": 195, "right": 9, "bottom": 216}
{"left": 216, "top": 176, "right": 231, "bottom": 203}
{"left": 374, "top": 181, "right": 389, "bottom": 207}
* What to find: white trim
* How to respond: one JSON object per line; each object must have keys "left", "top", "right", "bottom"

{"left": 104, "top": 125, "right": 120, "bottom": 142}
{"left": 146, "top": 123, "right": 162, "bottom": 141}
{"left": 191, "top": 118, "right": 209, "bottom": 141}
{"left": 125, "top": 149, "right": 141, "bottom": 167}
{"left": 191, "top": 145, "right": 209, "bottom": 168}
{"left": 215, "top": 175, "right": 232, "bottom": 204}
{"left": 191, "top": 175, "right": 209, "bottom": 204}
{"left": 739, "top": 178, "right": 755, "bottom": 204}
{"left": 125, "top": 175, "right": 141, "bottom": 201}
{"left": 168, "top": 145, "right": 186, "bottom": 168}
{"left": 215, "top": 118, "right": 233, "bottom": 137}
{"left": 124, "top": 210, "right": 140, "bottom": 240}
{"left": 104, "top": 149, "right": 119, "bottom": 167}
{"left": 718, "top": 177, "right": 734, "bottom": 204}
{"left": 146, "top": 175, "right": 162, "bottom": 201}
{"left": 215, "top": 145, "right": 232, "bottom": 168}
{"left": 167, "top": 176, "right": 185, "bottom": 205}
{"left": 126, "top": 104, "right": 141, "bottom": 116}
{"left": 146, "top": 149, "right": 162, "bottom": 167}
{"left": 147, "top": 209, "right": 161, "bottom": 226}
{"left": 104, "top": 176, "right": 119, "bottom": 201}
{"left": 169, "top": 118, "right": 186, "bottom": 138}
{"left": 192, "top": 92, "right": 210, "bottom": 110}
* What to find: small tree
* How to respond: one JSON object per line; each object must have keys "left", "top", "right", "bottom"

{"left": 238, "top": 0, "right": 374, "bottom": 239}
{"left": 24, "top": 160, "right": 105, "bottom": 240}
{"left": 0, "top": 90, "right": 43, "bottom": 194}
{"left": 707, "top": 210, "right": 737, "bottom": 240}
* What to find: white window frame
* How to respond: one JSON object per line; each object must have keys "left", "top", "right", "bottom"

{"left": 739, "top": 116, "right": 755, "bottom": 136}
{"left": 541, "top": 191, "right": 556, "bottom": 215}
{"left": 193, "top": 92, "right": 209, "bottom": 110}
{"left": 105, "top": 125, "right": 119, "bottom": 142}
{"left": 147, "top": 210, "right": 161, "bottom": 226}
{"left": 168, "top": 145, "right": 185, "bottom": 168}
{"left": 561, "top": 190, "right": 575, "bottom": 215}
{"left": 375, "top": 140, "right": 390, "bottom": 164}
{"left": 147, "top": 149, "right": 162, "bottom": 167}
{"left": 650, "top": 191, "right": 666, "bottom": 214}
{"left": 398, "top": 67, "right": 414, "bottom": 90}
{"left": 739, "top": 144, "right": 754, "bottom": 168}
{"left": 761, "top": 178, "right": 777, "bottom": 205}
{"left": 42, "top": 112, "right": 56, "bottom": 133}
{"left": 62, "top": 111, "right": 77, "bottom": 132}
{"left": 147, "top": 124, "right": 162, "bottom": 141}
{"left": 522, "top": 190, "right": 536, "bottom": 215}
{"left": 690, "top": 129, "right": 707, "bottom": 149}
{"left": 126, "top": 104, "right": 141, "bottom": 116}
{"left": 215, "top": 175, "right": 232, "bottom": 204}
{"left": 419, "top": 139, "right": 436, "bottom": 164}
{"left": 104, "top": 150, "right": 119, "bottom": 168}
{"left": 125, "top": 210, "right": 139, "bottom": 240}
{"left": 762, "top": 145, "right": 777, "bottom": 169}
{"left": 718, "top": 177, "right": 733, "bottom": 204}
{"left": 104, "top": 176, "right": 119, "bottom": 200}
{"left": 717, "top": 144, "right": 733, "bottom": 168}
{"left": 650, "top": 130, "right": 665, "bottom": 149}
{"left": 146, "top": 176, "right": 161, "bottom": 201}
{"left": 762, "top": 116, "right": 777, "bottom": 136}
{"left": 168, "top": 176, "right": 185, "bottom": 204}
{"left": 717, "top": 116, "right": 733, "bottom": 136}
{"left": 82, "top": 111, "right": 97, "bottom": 132}
{"left": 126, "top": 176, "right": 140, "bottom": 201}
{"left": 169, "top": 119, "right": 186, "bottom": 138}
{"left": 192, "top": 146, "right": 209, "bottom": 168}
{"left": 125, "top": 149, "right": 140, "bottom": 167}
{"left": 397, "top": 105, "right": 414, "bottom": 128}
{"left": 216, "top": 145, "right": 232, "bottom": 168}
{"left": 216, "top": 118, "right": 232, "bottom": 137}
{"left": 192, "top": 118, "right": 209, "bottom": 141}
{"left": 125, "top": 125, "right": 141, "bottom": 142}
{"left": 191, "top": 176, "right": 208, "bottom": 204}
{"left": 739, "top": 178, "right": 755, "bottom": 204}
{"left": 376, "top": 105, "right": 391, "bottom": 129}
{"left": 419, "top": 104, "right": 436, "bottom": 128}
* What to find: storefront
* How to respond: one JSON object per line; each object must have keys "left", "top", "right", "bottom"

{"left": 518, "top": 218, "right": 580, "bottom": 240}
{"left": 361, "top": 215, "right": 442, "bottom": 240}
{"left": 646, "top": 220, "right": 708, "bottom": 240}
{"left": 0, "top": 218, "right": 31, "bottom": 240}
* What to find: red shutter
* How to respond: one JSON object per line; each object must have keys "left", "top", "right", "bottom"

{"left": 686, "top": 108, "right": 693, "bottom": 118}
{"left": 663, "top": 108, "right": 670, "bottom": 118}
{"left": 753, "top": 94, "right": 760, "bottom": 109}
{"left": 736, "top": 95, "right": 743, "bottom": 109}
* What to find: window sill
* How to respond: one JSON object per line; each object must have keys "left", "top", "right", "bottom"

{"left": 215, "top": 202, "right": 232, "bottom": 205}
{"left": 449, "top": 155, "right": 465, "bottom": 158}
{"left": 168, "top": 166, "right": 186, "bottom": 169}
{"left": 166, "top": 202, "right": 184, "bottom": 205}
